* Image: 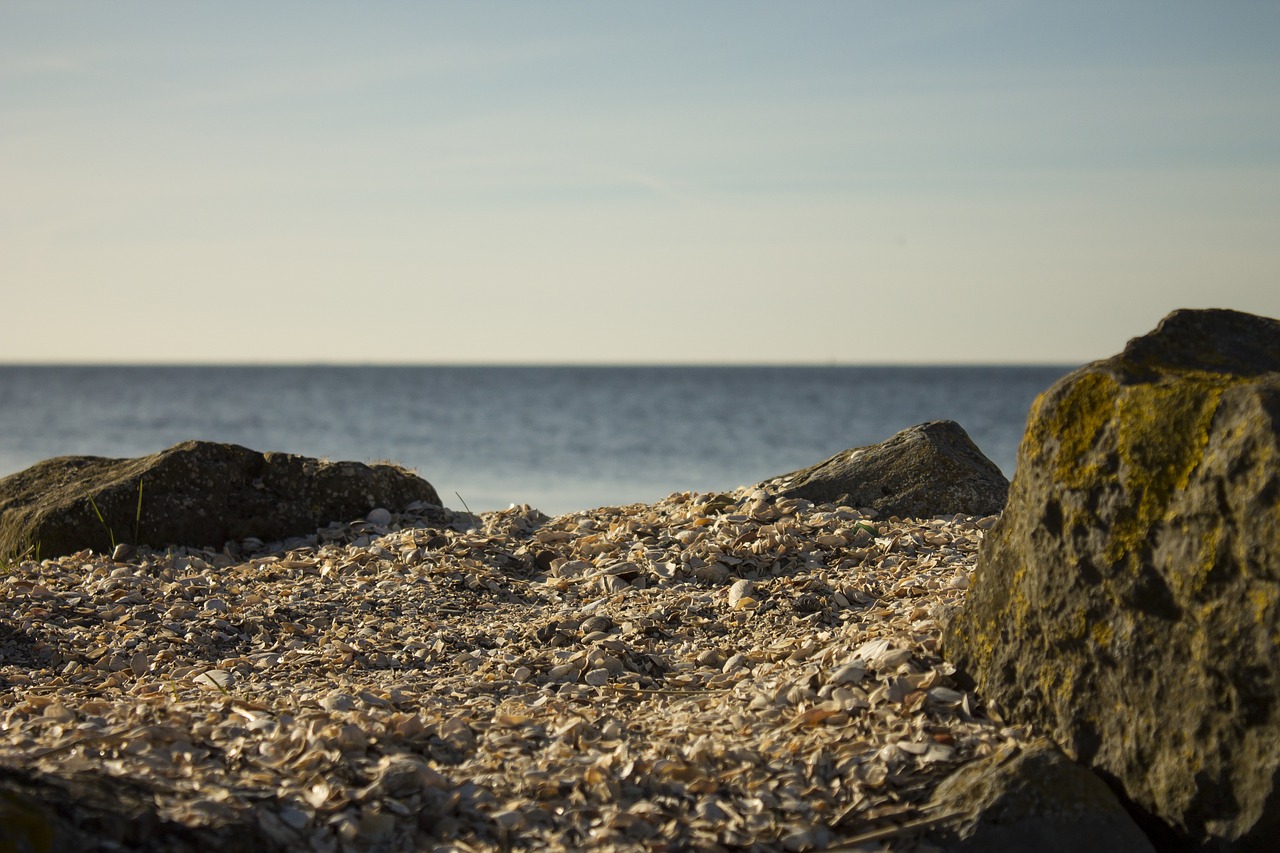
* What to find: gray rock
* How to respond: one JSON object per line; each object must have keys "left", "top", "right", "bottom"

{"left": 0, "top": 440, "right": 441, "bottom": 559}
{"left": 0, "top": 763, "right": 289, "bottom": 852}
{"left": 925, "top": 739, "right": 1155, "bottom": 852}
{"left": 759, "top": 420, "right": 1008, "bottom": 518}
{"left": 943, "top": 308, "right": 1280, "bottom": 850}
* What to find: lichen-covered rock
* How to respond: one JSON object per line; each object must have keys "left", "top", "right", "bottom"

{"left": 0, "top": 440, "right": 441, "bottom": 559}
{"left": 943, "top": 308, "right": 1280, "bottom": 850}
{"left": 925, "top": 739, "right": 1155, "bottom": 852}
{"left": 759, "top": 420, "right": 1008, "bottom": 518}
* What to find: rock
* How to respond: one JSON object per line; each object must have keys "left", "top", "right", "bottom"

{"left": 0, "top": 763, "right": 288, "bottom": 852}
{"left": 0, "top": 440, "right": 441, "bottom": 559}
{"left": 943, "top": 308, "right": 1280, "bottom": 850}
{"left": 925, "top": 739, "right": 1156, "bottom": 852}
{"left": 759, "top": 421, "right": 1008, "bottom": 518}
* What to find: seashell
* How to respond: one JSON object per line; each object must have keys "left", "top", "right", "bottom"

{"left": 922, "top": 743, "right": 957, "bottom": 764}
{"left": 303, "top": 781, "right": 331, "bottom": 809}
{"left": 594, "top": 560, "right": 641, "bottom": 579}
{"left": 727, "top": 579, "right": 753, "bottom": 609}
{"left": 579, "top": 615, "right": 613, "bottom": 634}
{"left": 601, "top": 575, "right": 629, "bottom": 593}
{"left": 897, "top": 739, "right": 930, "bottom": 756}
{"left": 854, "top": 638, "right": 913, "bottom": 670}
{"left": 928, "top": 686, "right": 965, "bottom": 705}
{"left": 829, "top": 662, "right": 866, "bottom": 685}
{"left": 693, "top": 563, "right": 731, "bottom": 584}
{"left": 193, "top": 669, "right": 233, "bottom": 691}
{"left": 129, "top": 652, "right": 150, "bottom": 677}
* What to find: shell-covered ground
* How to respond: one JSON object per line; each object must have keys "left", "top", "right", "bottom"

{"left": 0, "top": 490, "right": 1031, "bottom": 852}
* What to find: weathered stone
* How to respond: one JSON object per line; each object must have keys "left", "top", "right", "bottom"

{"left": 759, "top": 420, "right": 1008, "bottom": 518}
{"left": 0, "top": 763, "right": 288, "bottom": 852}
{"left": 925, "top": 738, "right": 1156, "bottom": 852}
{"left": 944, "top": 308, "right": 1280, "bottom": 850}
{"left": 0, "top": 440, "right": 441, "bottom": 559}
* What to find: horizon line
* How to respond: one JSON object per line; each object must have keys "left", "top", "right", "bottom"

{"left": 0, "top": 359, "right": 1083, "bottom": 369}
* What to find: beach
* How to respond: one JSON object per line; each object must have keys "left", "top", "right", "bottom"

{"left": 0, "top": 491, "right": 1026, "bottom": 852}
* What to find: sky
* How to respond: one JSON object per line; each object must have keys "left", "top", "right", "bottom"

{"left": 2, "top": 1, "right": 1278, "bottom": 365}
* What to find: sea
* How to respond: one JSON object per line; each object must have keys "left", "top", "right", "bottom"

{"left": 0, "top": 365, "right": 1075, "bottom": 517}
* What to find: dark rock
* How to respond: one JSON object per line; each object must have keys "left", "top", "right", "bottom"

{"left": 925, "top": 739, "right": 1155, "bottom": 852}
{"left": 943, "top": 308, "right": 1280, "bottom": 850}
{"left": 759, "top": 421, "right": 1008, "bottom": 518}
{"left": 0, "top": 440, "right": 441, "bottom": 559}
{"left": 0, "top": 763, "right": 289, "bottom": 852}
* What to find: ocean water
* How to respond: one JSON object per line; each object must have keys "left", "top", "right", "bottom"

{"left": 0, "top": 365, "right": 1074, "bottom": 516}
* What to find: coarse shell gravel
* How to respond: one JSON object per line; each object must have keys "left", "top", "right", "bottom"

{"left": 1, "top": 490, "right": 1029, "bottom": 852}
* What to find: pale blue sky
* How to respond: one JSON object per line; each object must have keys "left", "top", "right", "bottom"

{"left": 3, "top": 1, "right": 1278, "bottom": 363}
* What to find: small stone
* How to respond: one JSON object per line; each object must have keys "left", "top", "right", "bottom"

{"left": 547, "top": 664, "right": 577, "bottom": 682}
{"left": 321, "top": 692, "right": 358, "bottom": 712}
{"left": 358, "top": 809, "right": 395, "bottom": 842}
{"left": 43, "top": 703, "right": 75, "bottom": 723}
{"left": 278, "top": 806, "right": 310, "bottom": 829}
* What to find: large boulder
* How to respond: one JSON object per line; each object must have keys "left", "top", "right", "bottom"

{"left": 0, "top": 441, "right": 441, "bottom": 559}
{"left": 943, "top": 308, "right": 1280, "bottom": 850}
{"left": 924, "top": 739, "right": 1155, "bottom": 852}
{"left": 759, "top": 420, "right": 1008, "bottom": 518}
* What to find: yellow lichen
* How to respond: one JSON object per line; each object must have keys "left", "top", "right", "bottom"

{"left": 1249, "top": 585, "right": 1278, "bottom": 625}
{"left": 1169, "top": 522, "right": 1224, "bottom": 600}
{"left": 1025, "top": 372, "right": 1118, "bottom": 488}
{"left": 1098, "top": 375, "right": 1234, "bottom": 579}
{"left": 1091, "top": 621, "right": 1113, "bottom": 647}
{"left": 1116, "top": 381, "right": 1222, "bottom": 525}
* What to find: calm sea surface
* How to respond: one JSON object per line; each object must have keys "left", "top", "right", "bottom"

{"left": 0, "top": 366, "right": 1074, "bottom": 516}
